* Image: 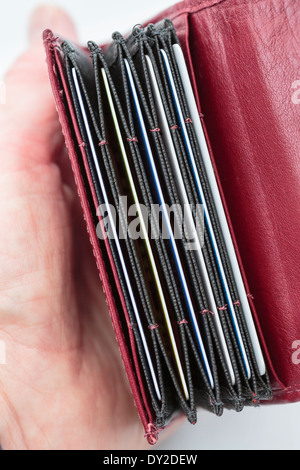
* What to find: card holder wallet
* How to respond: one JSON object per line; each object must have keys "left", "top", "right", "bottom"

{"left": 43, "top": 0, "right": 300, "bottom": 445}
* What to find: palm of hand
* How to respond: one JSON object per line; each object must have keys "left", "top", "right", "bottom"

{"left": 0, "top": 13, "right": 145, "bottom": 450}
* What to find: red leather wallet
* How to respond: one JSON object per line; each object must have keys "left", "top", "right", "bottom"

{"left": 44, "top": 0, "right": 300, "bottom": 444}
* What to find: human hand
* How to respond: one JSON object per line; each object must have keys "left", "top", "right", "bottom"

{"left": 0, "top": 5, "right": 147, "bottom": 450}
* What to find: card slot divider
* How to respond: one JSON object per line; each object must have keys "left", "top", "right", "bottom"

{"left": 135, "top": 36, "right": 227, "bottom": 401}
{"left": 43, "top": 32, "right": 157, "bottom": 442}
{"left": 96, "top": 41, "right": 217, "bottom": 421}
{"left": 57, "top": 46, "right": 162, "bottom": 421}
{"left": 92, "top": 44, "right": 196, "bottom": 409}
{"left": 108, "top": 45, "right": 201, "bottom": 423}
{"left": 113, "top": 38, "right": 216, "bottom": 410}
{"left": 139, "top": 27, "right": 255, "bottom": 407}
{"left": 159, "top": 28, "right": 241, "bottom": 290}
{"left": 68, "top": 44, "right": 210, "bottom": 419}
{"left": 189, "top": 240, "right": 239, "bottom": 400}
{"left": 63, "top": 47, "right": 171, "bottom": 423}
{"left": 154, "top": 26, "right": 263, "bottom": 409}
{"left": 119, "top": 33, "right": 226, "bottom": 409}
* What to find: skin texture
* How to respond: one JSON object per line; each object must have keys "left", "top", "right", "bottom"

{"left": 0, "top": 5, "right": 151, "bottom": 450}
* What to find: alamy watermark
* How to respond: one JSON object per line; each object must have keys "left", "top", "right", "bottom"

{"left": 292, "top": 340, "right": 300, "bottom": 365}
{"left": 95, "top": 196, "right": 205, "bottom": 251}
{"left": 291, "top": 80, "right": 300, "bottom": 105}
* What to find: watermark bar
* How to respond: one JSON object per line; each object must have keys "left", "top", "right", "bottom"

{"left": 95, "top": 196, "right": 205, "bottom": 251}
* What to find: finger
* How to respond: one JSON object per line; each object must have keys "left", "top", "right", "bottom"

{"left": 28, "top": 4, "right": 77, "bottom": 45}
{"left": 0, "top": 5, "right": 78, "bottom": 173}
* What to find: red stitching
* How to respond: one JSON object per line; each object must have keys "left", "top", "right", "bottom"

{"left": 150, "top": 128, "right": 160, "bottom": 132}
{"left": 98, "top": 140, "right": 108, "bottom": 146}
{"left": 144, "top": 423, "right": 164, "bottom": 444}
{"left": 170, "top": 125, "right": 179, "bottom": 130}
{"left": 201, "top": 309, "right": 214, "bottom": 316}
{"left": 178, "top": 318, "right": 188, "bottom": 325}
{"left": 217, "top": 304, "right": 228, "bottom": 311}
{"left": 234, "top": 300, "right": 241, "bottom": 307}
{"left": 127, "top": 136, "right": 138, "bottom": 143}
{"left": 185, "top": 117, "right": 193, "bottom": 124}
{"left": 79, "top": 142, "right": 86, "bottom": 148}
{"left": 148, "top": 323, "right": 159, "bottom": 330}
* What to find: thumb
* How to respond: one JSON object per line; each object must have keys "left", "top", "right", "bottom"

{"left": 0, "top": 5, "right": 78, "bottom": 172}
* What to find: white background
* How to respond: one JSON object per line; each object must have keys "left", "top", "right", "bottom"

{"left": 0, "top": 0, "right": 299, "bottom": 450}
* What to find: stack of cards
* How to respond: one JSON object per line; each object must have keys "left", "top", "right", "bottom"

{"left": 59, "top": 19, "right": 272, "bottom": 428}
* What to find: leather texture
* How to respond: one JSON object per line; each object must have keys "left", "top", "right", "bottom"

{"left": 148, "top": 0, "right": 300, "bottom": 402}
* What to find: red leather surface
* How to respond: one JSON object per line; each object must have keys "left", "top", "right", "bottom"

{"left": 149, "top": 0, "right": 300, "bottom": 401}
